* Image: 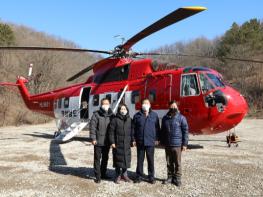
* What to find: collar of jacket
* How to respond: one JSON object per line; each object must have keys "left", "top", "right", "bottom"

{"left": 116, "top": 112, "right": 130, "bottom": 120}
{"left": 166, "top": 112, "right": 180, "bottom": 119}
{"left": 98, "top": 107, "right": 113, "bottom": 117}
{"left": 138, "top": 109, "right": 154, "bottom": 117}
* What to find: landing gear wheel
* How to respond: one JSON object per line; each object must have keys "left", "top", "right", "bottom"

{"left": 226, "top": 130, "right": 240, "bottom": 148}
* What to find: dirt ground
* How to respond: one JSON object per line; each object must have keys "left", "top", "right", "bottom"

{"left": 0, "top": 119, "right": 263, "bottom": 197}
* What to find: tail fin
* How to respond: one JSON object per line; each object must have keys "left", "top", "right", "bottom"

{"left": 0, "top": 76, "right": 31, "bottom": 109}
{"left": 16, "top": 76, "right": 31, "bottom": 108}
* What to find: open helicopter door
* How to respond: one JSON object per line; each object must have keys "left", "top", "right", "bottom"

{"left": 80, "top": 87, "right": 91, "bottom": 119}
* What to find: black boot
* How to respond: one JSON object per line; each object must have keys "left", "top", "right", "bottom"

{"left": 173, "top": 177, "right": 182, "bottom": 187}
{"left": 162, "top": 177, "right": 173, "bottom": 184}
{"left": 94, "top": 177, "right": 101, "bottom": 183}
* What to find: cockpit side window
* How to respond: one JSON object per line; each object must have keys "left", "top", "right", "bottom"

{"left": 181, "top": 74, "right": 200, "bottom": 96}
{"left": 199, "top": 73, "right": 215, "bottom": 93}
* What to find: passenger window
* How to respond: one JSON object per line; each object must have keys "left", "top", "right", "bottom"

{"left": 117, "top": 91, "right": 125, "bottom": 104}
{"left": 64, "top": 98, "right": 69, "bottom": 108}
{"left": 131, "top": 91, "right": 140, "bottom": 104}
{"left": 53, "top": 100, "right": 57, "bottom": 109}
{"left": 181, "top": 74, "right": 200, "bottom": 96}
{"left": 149, "top": 89, "right": 157, "bottom": 102}
{"left": 93, "top": 95, "right": 100, "bottom": 106}
{"left": 106, "top": 94, "right": 112, "bottom": 103}
{"left": 94, "top": 64, "right": 130, "bottom": 84}
{"left": 58, "top": 99, "right": 62, "bottom": 109}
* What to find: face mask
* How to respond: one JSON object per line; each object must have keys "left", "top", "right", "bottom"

{"left": 142, "top": 104, "right": 150, "bottom": 112}
{"left": 120, "top": 110, "right": 128, "bottom": 116}
{"left": 101, "top": 105, "right": 110, "bottom": 111}
{"left": 169, "top": 108, "right": 178, "bottom": 113}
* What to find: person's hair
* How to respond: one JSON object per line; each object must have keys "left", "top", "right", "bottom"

{"left": 117, "top": 104, "right": 129, "bottom": 114}
{"left": 169, "top": 100, "right": 178, "bottom": 106}
{"left": 101, "top": 97, "right": 110, "bottom": 105}
{"left": 141, "top": 98, "right": 150, "bottom": 104}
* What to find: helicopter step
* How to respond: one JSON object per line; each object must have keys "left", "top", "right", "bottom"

{"left": 54, "top": 121, "right": 89, "bottom": 142}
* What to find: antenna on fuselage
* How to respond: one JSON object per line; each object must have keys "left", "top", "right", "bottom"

{"left": 114, "top": 35, "right": 126, "bottom": 44}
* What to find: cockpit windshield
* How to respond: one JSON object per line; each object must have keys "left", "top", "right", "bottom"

{"left": 206, "top": 73, "right": 225, "bottom": 87}
{"left": 199, "top": 73, "right": 215, "bottom": 93}
{"left": 199, "top": 73, "right": 225, "bottom": 93}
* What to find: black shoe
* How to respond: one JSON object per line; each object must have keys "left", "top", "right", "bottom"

{"left": 134, "top": 178, "right": 141, "bottom": 183}
{"left": 114, "top": 176, "right": 121, "bottom": 184}
{"left": 101, "top": 174, "right": 111, "bottom": 180}
{"left": 149, "top": 178, "right": 156, "bottom": 184}
{"left": 94, "top": 178, "right": 101, "bottom": 183}
{"left": 162, "top": 177, "right": 172, "bottom": 184}
{"left": 172, "top": 177, "right": 182, "bottom": 187}
{"left": 174, "top": 181, "right": 182, "bottom": 187}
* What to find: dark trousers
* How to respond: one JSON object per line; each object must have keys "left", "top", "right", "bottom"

{"left": 115, "top": 167, "right": 128, "bottom": 177}
{"left": 94, "top": 145, "right": 110, "bottom": 179}
{"left": 136, "top": 145, "right": 155, "bottom": 179}
{"left": 165, "top": 147, "right": 182, "bottom": 179}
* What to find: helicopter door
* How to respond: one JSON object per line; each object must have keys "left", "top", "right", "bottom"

{"left": 179, "top": 74, "right": 203, "bottom": 128}
{"left": 80, "top": 87, "right": 91, "bottom": 119}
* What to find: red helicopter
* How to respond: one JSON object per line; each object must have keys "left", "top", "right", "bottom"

{"left": 0, "top": 6, "right": 260, "bottom": 142}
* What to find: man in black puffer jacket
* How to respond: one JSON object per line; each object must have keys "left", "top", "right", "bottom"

{"left": 160, "top": 100, "right": 189, "bottom": 187}
{"left": 90, "top": 98, "right": 114, "bottom": 183}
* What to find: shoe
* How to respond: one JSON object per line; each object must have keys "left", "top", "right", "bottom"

{"left": 134, "top": 178, "right": 141, "bottom": 183}
{"left": 162, "top": 177, "right": 172, "bottom": 185}
{"left": 149, "top": 178, "right": 156, "bottom": 184}
{"left": 101, "top": 174, "right": 111, "bottom": 180}
{"left": 122, "top": 176, "right": 132, "bottom": 183}
{"left": 94, "top": 178, "right": 101, "bottom": 183}
{"left": 174, "top": 181, "right": 182, "bottom": 187}
{"left": 114, "top": 176, "right": 121, "bottom": 184}
{"left": 172, "top": 177, "right": 182, "bottom": 187}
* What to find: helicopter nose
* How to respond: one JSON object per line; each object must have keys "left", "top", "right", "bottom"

{"left": 223, "top": 87, "right": 248, "bottom": 128}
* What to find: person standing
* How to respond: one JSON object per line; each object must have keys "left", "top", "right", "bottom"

{"left": 90, "top": 98, "right": 114, "bottom": 183}
{"left": 109, "top": 104, "right": 133, "bottom": 184}
{"left": 160, "top": 100, "right": 189, "bottom": 187}
{"left": 133, "top": 98, "right": 160, "bottom": 184}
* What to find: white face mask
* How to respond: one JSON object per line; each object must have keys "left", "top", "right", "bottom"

{"left": 142, "top": 104, "right": 150, "bottom": 112}
{"left": 120, "top": 110, "right": 128, "bottom": 116}
{"left": 101, "top": 104, "right": 110, "bottom": 111}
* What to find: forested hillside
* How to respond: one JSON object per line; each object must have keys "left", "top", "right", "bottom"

{"left": 0, "top": 22, "right": 98, "bottom": 126}
{"left": 152, "top": 19, "right": 263, "bottom": 117}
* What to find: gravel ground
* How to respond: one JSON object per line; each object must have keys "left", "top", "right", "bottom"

{"left": 0, "top": 119, "right": 263, "bottom": 197}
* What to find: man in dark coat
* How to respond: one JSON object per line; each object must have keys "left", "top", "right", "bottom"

{"left": 109, "top": 104, "right": 133, "bottom": 184}
{"left": 133, "top": 98, "right": 160, "bottom": 184}
{"left": 160, "top": 100, "right": 189, "bottom": 187}
{"left": 90, "top": 98, "right": 114, "bottom": 183}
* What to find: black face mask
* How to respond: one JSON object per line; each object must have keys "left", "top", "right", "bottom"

{"left": 169, "top": 108, "right": 178, "bottom": 113}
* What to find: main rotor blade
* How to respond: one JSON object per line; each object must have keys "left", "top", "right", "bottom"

{"left": 0, "top": 46, "right": 112, "bottom": 55}
{"left": 66, "top": 64, "right": 95, "bottom": 82}
{"left": 122, "top": 6, "right": 207, "bottom": 51}
{"left": 66, "top": 57, "right": 113, "bottom": 82}
{"left": 137, "top": 52, "right": 263, "bottom": 64}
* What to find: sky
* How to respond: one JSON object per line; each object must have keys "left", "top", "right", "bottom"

{"left": 0, "top": 0, "right": 263, "bottom": 53}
